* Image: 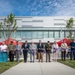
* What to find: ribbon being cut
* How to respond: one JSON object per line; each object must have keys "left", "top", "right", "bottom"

{"left": 24, "top": 48, "right": 28, "bottom": 51}
{"left": 61, "top": 48, "right": 67, "bottom": 51}
{"left": 40, "top": 48, "right": 46, "bottom": 53}
{"left": 53, "top": 48, "right": 58, "bottom": 53}
{"left": 30, "top": 49, "right": 35, "bottom": 55}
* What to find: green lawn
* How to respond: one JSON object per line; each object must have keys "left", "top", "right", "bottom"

{"left": 0, "top": 60, "right": 23, "bottom": 74}
{"left": 58, "top": 59, "right": 75, "bottom": 69}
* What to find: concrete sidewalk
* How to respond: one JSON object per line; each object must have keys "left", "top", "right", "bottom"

{"left": 1, "top": 61, "right": 75, "bottom": 75}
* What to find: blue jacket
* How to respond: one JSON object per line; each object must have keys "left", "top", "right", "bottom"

{"left": 70, "top": 42, "right": 75, "bottom": 52}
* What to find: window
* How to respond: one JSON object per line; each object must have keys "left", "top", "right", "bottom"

{"left": 11, "top": 32, "right": 14, "bottom": 38}
{"left": 60, "top": 31, "right": 64, "bottom": 38}
{"left": 49, "top": 31, "right": 53, "bottom": 38}
{"left": 72, "top": 32, "right": 75, "bottom": 38}
{"left": 44, "top": 31, "right": 48, "bottom": 38}
{"left": 65, "top": 32, "right": 69, "bottom": 38}
{"left": 0, "top": 31, "right": 4, "bottom": 38}
{"left": 55, "top": 31, "right": 59, "bottom": 38}
{"left": 37, "top": 31, "right": 43, "bottom": 39}
{"left": 16, "top": 31, "right": 21, "bottom": 38}
{"left": 26, "top": 32, "right": 32, "bottom": 39}
{"left": 32, "top": 32, "right": 38, "bottom": 39}
{"left": 21, "top": 31, "right": 27, "bottom": 38}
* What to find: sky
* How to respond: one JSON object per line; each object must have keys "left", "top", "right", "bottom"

{"left": 0, "top": 0, "right": 75, "bottom": 16}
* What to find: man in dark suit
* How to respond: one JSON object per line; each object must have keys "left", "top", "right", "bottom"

{"left": 45, "top": 41, "right": 51, "bottom": 62}
{"left": 37, "top": 40, "right": 44, "bottom": 62}
{"left": 22, "top": 41, "right": 29, "bottom": 63}
{"left": 70, "top": 39, "right": 75, "bottom": 60}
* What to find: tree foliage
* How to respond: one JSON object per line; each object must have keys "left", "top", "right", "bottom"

{"left": 0, "top": 13, "right": 18, "bottom": 39}
{"left": 0, "top": 22, "right": 2, "bottom": 38}
{"left": 66, "top": 18, "right": 74, "bottom": 38}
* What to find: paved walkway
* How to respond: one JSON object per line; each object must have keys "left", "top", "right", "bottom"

{"left": 1, "top": 55, "right": 75, "bottom": 75}
{"left": 1, "top": 62, "right": 75, "bottom": 75}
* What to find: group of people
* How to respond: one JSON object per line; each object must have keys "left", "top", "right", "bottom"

{"left": 0, "top": 41, "right": 21, "bottom": 62}
{"left": 0, "top": 39, "right": 75, "bottom": 63}
{"left": 22, "top": 40, "right": 59, "bottom": 63}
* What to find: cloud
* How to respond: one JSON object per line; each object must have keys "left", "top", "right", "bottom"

{"left": 0, "top": 0, "right": 13, "bottom": 16}
{"left": 54, "top": 0, "right": 75, "bottom": 16}
{"left": 0, "top": 0, "right": 75, "bottom": 16}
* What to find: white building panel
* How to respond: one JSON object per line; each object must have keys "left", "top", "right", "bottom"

{"left": 16, "top": 20, "right": 22, "bottom": 27}
{"left": 43, "top": 17, "right": 54, "bottom": 27}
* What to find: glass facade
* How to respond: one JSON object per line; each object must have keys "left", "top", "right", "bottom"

{"left": 26, "top": 31, "right": 32, "bottom": 39}
{"left": 11, "top": 32, "right": 14, "bottom": 38}
{"left": 60, "top": 31, "right": 64, "bottom": 38}
{"left": 21, "top": 31, "right": 26, "bottom": 38}
{"left": 16, "top": 31, "right": 21, "bottom": 38}
{"left": 44, "top": 31, "right": 48, "bottom": 38}
{"left": 54, "top": 31, "right": 59, "bottom": 39}
{"left": 32, "top": 32, "right": 38, "bottom": 39}
{"left": 0, "top": 31, "right": 4, "bottom": 38}
{"left": 49, "top": 31, "right": 53, "bottom": 38}
{"left": 1, "top": 28, "right": 74, "bottom": 40}
{"left": 10, "top": 30, "right": 75, "bottom": 39}
{"left": 65, "top": 32, "right": 69, "bottom": 38}
{"left": 37, "top": 31, "right": 43, "bottom": 39}
{"left": 72, "top": 32, "right": 75, "bottom": 38}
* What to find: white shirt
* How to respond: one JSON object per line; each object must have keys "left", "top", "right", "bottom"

{"left": 0, "top": 45, "right": 7, "bottom": 52}
{"left": 25, "top": 44, "right": 27, "bottom": 47}
{"left": 52, "top": 44, "right": 59, "bottom": 52}
{"left": 52, "top": 44, "right": 58, "bottom": 49}
{"left": 61, "top": 43, "right": 68, "bottom": 49}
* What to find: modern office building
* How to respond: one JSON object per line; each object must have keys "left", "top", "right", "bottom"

{"left": 0, "top": 16, "right": 75, "bottom": 43}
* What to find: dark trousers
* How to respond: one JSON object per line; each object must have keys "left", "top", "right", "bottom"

{"left": 61, "top": 50, "right": 66, "bottom": 61}
{"left": 23, "top": 50, "right": 28, "bottom": 62}
{"left": 9, "top": 51, "right": 14, "bottom": 62}
{"left": 46, "top": 52, "right": 50, "bottom": 62}
{"left": 70, "top": 51, "right": 75, "bottom": 60}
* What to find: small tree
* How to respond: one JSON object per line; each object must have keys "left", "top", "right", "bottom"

{"left": 0, "top": 22, "right": 2, "bottom": 38}
{"left": 0, "top": 13, "right": 18, "bottom": 40}
{"left": 66, "top": 18, "right": 74, "bottom": 39}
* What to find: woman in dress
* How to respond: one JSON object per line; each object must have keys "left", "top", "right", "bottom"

{"left": 52, "top": 41, "right": 59, "bottom": 61}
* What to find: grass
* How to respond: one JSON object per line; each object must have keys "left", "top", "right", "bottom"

{"left": 0, "top": 60, "right": 23, "bottom": 74}
{"left": 58, "top": 59, "right": 75, "bottom": 69}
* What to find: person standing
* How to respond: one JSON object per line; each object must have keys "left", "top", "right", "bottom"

{"left": 0, "top": 42, "right": 8, "bottom": 62}
{"left": 52, "top": 41, "right": 59, "bottom": 61}
{"left": 0, "top": 44, "right": 1, "bottom": 51}
{"left": 8, "top": 41, "right": 15, "bottom": 62}
{"left": 37, "top": 40, "right": 44, "bottom": 62}
{"left": 0, "top": 44, "right": 2, "bottom": 62}
{"left": 15, "top": 41, "right": 21, "bottom": 62}
{"left": 69, "top": 39, "right": 75, "bottom": 60}
{"left": 22, "top": 41, "right": 29, "bottom": 63}
{"left": 30, "top": 42, "right": 36, "bottom": 62}
{"left": 0, "top": 42, "right": 7, "bottom": 52}
{"left": 45, "top": 41, "right": 51, "bottom": 62}
{"left": 61, "top": 40, "right": 68, "bottom": 61}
